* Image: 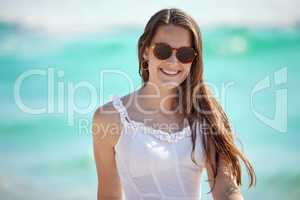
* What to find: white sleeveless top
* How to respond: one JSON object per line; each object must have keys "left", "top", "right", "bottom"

{"left": 112, "top": 95, "right": 206, "bottom": 200}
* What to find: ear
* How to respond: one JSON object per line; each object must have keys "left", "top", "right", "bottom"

{"left": 142, "top": 46, "right": 150, "bottom": 60}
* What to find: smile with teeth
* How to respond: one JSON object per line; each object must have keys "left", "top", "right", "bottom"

{"left": 160, "top": 68, "right": 181, "bottom": 76}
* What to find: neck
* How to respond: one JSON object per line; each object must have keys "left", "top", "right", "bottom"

{"left": 136, "top": 82, "right": 179, "bottom": 114}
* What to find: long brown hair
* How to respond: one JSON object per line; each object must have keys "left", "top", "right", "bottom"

{"left": 137, "top": 8, "right": 255, "bottom": 189}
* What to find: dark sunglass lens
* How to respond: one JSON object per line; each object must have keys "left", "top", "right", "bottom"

{"left": 154, "top": 43, "right": 172, "bottom": 60}
{"left": 177, "top": 47, "right": 196, "bottom": 63}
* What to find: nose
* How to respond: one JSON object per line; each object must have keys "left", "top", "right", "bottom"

{"left": 167, "top": 50, "right": 178, "bottom": 63}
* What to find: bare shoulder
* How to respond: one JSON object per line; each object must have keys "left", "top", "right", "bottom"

{"left": 93, "top": 100, "right": 120, "bottom": 125}
{"left": 92, "top": 92, "right": 136, "bottom": 147}
{"left": 92, "top": 99, "right": 122, "bottom": 147}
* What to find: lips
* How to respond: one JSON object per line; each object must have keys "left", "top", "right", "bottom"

{"left": 159, "top": 68, "right": 181, "bottom": 76}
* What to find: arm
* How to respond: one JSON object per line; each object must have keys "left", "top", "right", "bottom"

{"left": 92, "top": 107, "right": 123, "bottom": 200}
{"left": 206, "top": 158, "right": 244, "bottom": 200}
{"left": 205, "top": 140, "right": 244, "bottom": 200}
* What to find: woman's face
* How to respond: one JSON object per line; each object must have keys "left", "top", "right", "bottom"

{"left": 143, "top": 24, "right": 193, "bottom": 90}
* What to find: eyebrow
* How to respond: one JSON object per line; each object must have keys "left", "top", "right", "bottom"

{"left": 152, "top": 42, "right": 192, "bottom": 48}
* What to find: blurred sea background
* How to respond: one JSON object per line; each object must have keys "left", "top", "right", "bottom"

{"left": 0, "top": 0, "right": 299, "bottom": 199}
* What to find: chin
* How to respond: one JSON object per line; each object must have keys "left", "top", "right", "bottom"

{"left": 158, "top": 80, "right": 182, "bottom": 89}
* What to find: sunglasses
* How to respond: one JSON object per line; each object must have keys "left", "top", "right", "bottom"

{"left": 151, "top": 42, "right": 197, "bottom": 64}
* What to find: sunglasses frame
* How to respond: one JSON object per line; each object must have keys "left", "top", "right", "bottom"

{"left": 151, "top": 42, "right": 197, "bottom": 63}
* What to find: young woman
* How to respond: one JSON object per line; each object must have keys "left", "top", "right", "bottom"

{"left": 92, "top": 8, "right": 255, "bottom": 200}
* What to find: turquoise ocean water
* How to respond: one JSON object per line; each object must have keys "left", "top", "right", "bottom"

{"left": 0, "top": 21, "right": 299, "bottom": 199}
